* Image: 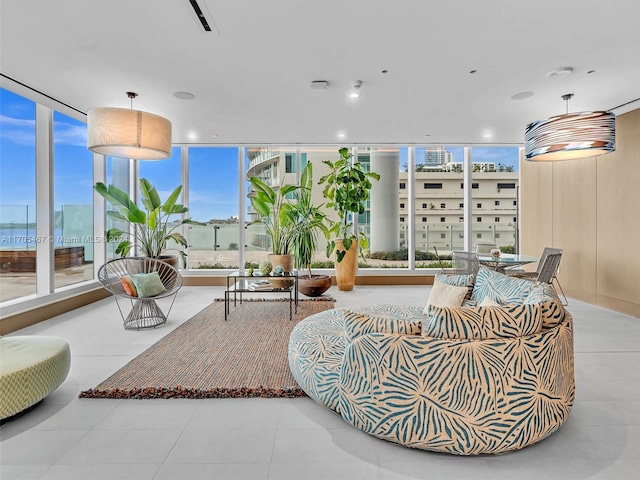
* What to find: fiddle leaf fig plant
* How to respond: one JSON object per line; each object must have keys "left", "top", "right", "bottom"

{"left": 318, "top": 147, "right": 380, "bottom": 262}
{"left": 95, "top": 178, "right": 204, "bottom": 267}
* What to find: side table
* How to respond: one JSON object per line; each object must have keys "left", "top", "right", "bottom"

{"left": 224, "top": 272, "right": 298, "bottom": 321}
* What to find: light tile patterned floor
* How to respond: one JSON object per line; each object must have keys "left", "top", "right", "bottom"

{"left": 1, "top": 285, "right": 639, "bottom": 480}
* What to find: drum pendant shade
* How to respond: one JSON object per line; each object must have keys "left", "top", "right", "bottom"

{"left": 525, "top": 95, "right": 615, "bottom": 162}
{"left": 87, "top": 107, "right": 172, "bottom": 160}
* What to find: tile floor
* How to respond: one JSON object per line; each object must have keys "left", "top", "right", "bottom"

{"left": 1, "top": 285, "right": 639, "bottom": 480}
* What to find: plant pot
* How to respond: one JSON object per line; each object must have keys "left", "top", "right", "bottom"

{"left": 156, "top": 255, "right": 180, "bottom": 270}
{"left": 334, "top": 239, "right": 358, "bottom": 291}
{"left": 267, "top": 254, "right": 294, "bottom": 273}
{"left": 267, "top": 254, "right": 295, "bottom": 288}
{"left": 298, "top": 274, "right": 332, "bottom": 297}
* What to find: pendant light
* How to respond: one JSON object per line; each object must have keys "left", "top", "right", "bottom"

{"left": 87, "top": 92, "right": 172, "bottom": 160}
{"left": 525, "top": 93, "right": 615, "bottom": 161}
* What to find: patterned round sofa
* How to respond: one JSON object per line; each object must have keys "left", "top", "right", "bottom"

{"left": 288, "top": 269, "right": 575, "bottom": 455}
{"left": 0, "top": 336, "right": 71, "bottom": 421}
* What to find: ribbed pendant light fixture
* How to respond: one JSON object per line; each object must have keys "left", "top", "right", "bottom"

{"left": 87, "top": 92, "right": 172, "bottom": 160}
{"left": 525, "top": 94, "right": 615, "bottom": 161}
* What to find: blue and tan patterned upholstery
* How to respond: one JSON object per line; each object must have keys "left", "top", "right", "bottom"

{"left": 471, "top": 267, "right": 535, "bottom": 305}
{"left": 423, "top": 303, "right": 543, "bottom": 340}
{"left": 288, "top": 305, "right": 424, "bottom": 412}
{"left": 288, "top": 271, "right": 575, "bottom": 455}
{"left": 1, "top": 336, "right": 70, "bottom": 420}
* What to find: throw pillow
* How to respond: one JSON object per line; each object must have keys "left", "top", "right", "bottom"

{"left": 130, "top": 272, "right": 166, "bottom": 298}
{"left": 119, "top": 275, "right": 137, "bottom": 297}
{"left": 423, "top": 280, "right": 469, "bottom": 314}
{"left": 435, "top": 273, "right": 475, "bottom": 300}
{"left": 524, "top": 284, "right": 566, "bottom": 328}
{"left": 423, "top": 303, "right": 543, "bottom": 340}
{"left": 479, "top": 296, "right": 501, "bottom": 307}
{"left": 471, "top": 267, "right": 535, "bottom": 305}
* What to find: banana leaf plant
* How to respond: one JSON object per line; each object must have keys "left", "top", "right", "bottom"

{"left": 94, "top": 178, "right": 204, "bottom": 267}
{"left": 247, "top": 176, "right": 299, "bottom": 255}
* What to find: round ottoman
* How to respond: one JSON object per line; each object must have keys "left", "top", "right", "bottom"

{"left": 0, "top": 336, "right": 71, "bottom": 420}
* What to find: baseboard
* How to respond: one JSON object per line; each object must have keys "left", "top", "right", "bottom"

{"left": 0, "top": 288, "right": 111, "bottom": 335}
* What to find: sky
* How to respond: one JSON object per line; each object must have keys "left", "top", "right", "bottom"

{"left": 1, "top": 87, "right": 520, "bottom": 224}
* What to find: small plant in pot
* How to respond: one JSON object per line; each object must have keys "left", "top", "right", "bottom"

{"left": 248, "top": 174, "right": 299, "bottom": 286}
{"left": 94, "top": 178, "right": 204, "bottom": 268}
{"left": 285, "top": 163, "right": 332, "bottom": 297}
{"left": 319, "top": 147, "right": 379, "bottom": 291}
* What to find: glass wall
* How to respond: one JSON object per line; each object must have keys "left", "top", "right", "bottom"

{"left": 245, "top": 146, "right": 338, "bottom": 268}
{"left": 0, "top": 89, "right": 37, "bottom": 302}
{"left": 187, "top": 147, "right": 240, "bottom": 269}
{"left": 53, "top": 110, "right": 94, "bottom": 289}
{"left": 471, "top": 146, "right": 519, "bottom": 253}
{"left": 105, "top": 156, "right": 131, "bottom": 261}
{"left": 0, "top": 82, "right": 525, "bottom": 313}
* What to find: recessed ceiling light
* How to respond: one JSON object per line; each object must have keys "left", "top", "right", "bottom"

{"left": 310, "top": 80, "right": 329, "bottom": 91}
{"left": 173, "top": 91, "right": 195, "bottom": 100}
{"left": 337, "top": 133, "right": 346, "bottom": 138}
{"left": 511, "top": 91, "right": 534, "bottom": 100}
{"left": 187, "top": 132, "right": 197, "bottom": 139}
{"left": 349, "top": 92, "right": 360, "bottom": 98}
{"left": 211, "top": 133, "right": 218, "bottom": 138}
{"left": 483, "top": 133, "right": 493, "bottom": 138}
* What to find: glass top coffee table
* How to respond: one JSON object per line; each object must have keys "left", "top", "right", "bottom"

{"left": 224, "top": 271, "right": 298, "bottom": 321}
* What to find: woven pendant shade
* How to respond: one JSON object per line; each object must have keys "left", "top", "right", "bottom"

{"left": 525, "top": 110, "right": 615, "bottom": 161}
{"left": 87, "top": 107, "right": 172, "bottom": 160}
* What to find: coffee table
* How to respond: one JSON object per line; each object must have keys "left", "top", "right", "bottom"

{"left": 224, "top": 271, "right": 298, "bottom": 321}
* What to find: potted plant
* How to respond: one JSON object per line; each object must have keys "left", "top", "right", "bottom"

{"left": 285, "top": 163, "right": 332, "bottom": 297}
{"left": 94, "top": 178, "right": 203, "bottom": 268}
{"left": 319, "top": 147, "right": 380, "bottom": 291}
{"left": 247, "top": 175, "right": 299, "bottom": 281}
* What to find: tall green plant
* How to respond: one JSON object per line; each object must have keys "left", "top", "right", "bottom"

{"left": 247, "top": 176, "right": 299, "bottom": 254}
{"left": 94, "top": 178, "right": 203, "bottom": 266}
{"left": 318, "top": 147, "right": 380, "bottom": 262}
{"left": 286, "top": 163, "right": 329, "bottom": 278}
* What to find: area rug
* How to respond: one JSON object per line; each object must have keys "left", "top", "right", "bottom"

{"left": 79, "top": 298, "right": 334, "bottom": 399}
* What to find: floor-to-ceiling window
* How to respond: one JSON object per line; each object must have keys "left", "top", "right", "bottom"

{"left": 53, "top": 110, "right": 94, "bottom": 289}
{"left": 0, "top": 78, "right": 525, "bottom": 314}
{"left": 0, "top": 88, "right": 37, "bottom": 302}
{"left": 187, "top": 147, "right": 239, "bottom": 269}
{"left": 470, "top": 146, "right": 519, "bottom": 253}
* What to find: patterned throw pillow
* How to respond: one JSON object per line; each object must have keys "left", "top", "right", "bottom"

{"left": 130, "top": 272, "right": 166, "bottom": 298}
{"left": 423, "top": 281, "right": 469, "bottom": 314}
{"left": 435, "top": 273, "right": 475, "bottom": 300}
{"left": 423, "top": 303, "right": 543, "bottom": 340}
{"left": 471, "top": 267, "right": 535, "bottom": 305}
{"left": 343, "top": 306, "right": 423, "bottom": 342}
{"left": 524, "top": 284, "right": 565, "bottom": 328}
{"left": 119, "top": 275, "right": 137, "bottom": 297}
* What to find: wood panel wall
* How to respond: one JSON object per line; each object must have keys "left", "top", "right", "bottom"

{"left": 520, "top": 108, "right": 640, "bottom": 318}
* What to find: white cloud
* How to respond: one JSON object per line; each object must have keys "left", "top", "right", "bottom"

{"left": 0, "top": 114, "right": 35, "bottom": 128}
{"left": 53, "top": 121, "right": 87, "bottom": 147}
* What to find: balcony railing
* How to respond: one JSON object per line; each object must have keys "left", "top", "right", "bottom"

{"left": 247, "top": 148, "right": 280, "bottom": 172}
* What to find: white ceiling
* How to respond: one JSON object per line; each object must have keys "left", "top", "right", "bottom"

{"left": 1, "top": 0, "right": 639, "bottom": 146}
